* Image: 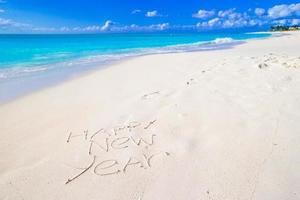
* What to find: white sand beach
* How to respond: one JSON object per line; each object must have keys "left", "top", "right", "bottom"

{"left": 0, "top": 32, "right": 300, "bottom": 200}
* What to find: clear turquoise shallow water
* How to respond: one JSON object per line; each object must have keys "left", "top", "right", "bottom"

{"left": 0, "top": 32, "right": 271, "bottom": 101}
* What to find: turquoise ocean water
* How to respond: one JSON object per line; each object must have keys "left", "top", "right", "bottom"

{"left": 0, "top": 32, "right": 271, "bottom": 101}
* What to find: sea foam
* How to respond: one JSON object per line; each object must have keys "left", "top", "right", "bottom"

{"left": 212, "top": 37, "right": 234, "bottom": 44}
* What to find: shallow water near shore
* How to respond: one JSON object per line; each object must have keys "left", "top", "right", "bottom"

{"left": 0, "top": 32, "right": 270, "bottom": 102}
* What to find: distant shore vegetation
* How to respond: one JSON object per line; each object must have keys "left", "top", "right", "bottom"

{"left": 270, "top": 25, "right": 300, "bottom": 32}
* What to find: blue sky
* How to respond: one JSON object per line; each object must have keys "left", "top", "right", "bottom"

{"left": 0, "top": 0, "right": 300, "bottom": 33}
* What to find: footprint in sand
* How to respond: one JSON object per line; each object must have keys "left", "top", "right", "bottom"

{"left": 255, "top": 54, "right": 300, "bottom": 69}
{"left": 186, "top": 78, "right": 197, "bottom": 85}
{"left": 258, "top": 62, "right": 268, "bottom": 69}
{"left": 281, "top": 57, "right": 300, "bottom": 68}
{"left": 284, "top": 76, "right": 292, "bottom": 82}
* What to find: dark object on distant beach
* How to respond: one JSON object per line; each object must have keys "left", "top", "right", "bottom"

{"left": 270, "top": 25, "right": 300, "bottom": 32}
{"left": 258, "top": 63, "right": 268, "bottom": 69}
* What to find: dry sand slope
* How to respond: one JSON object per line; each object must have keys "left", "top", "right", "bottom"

{"left": 0, "top": 32, "right": 300, "bottom": 200}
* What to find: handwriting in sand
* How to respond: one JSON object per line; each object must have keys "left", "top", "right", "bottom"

{"left": 65, "top": 120, "right": 170, "bottom": 184}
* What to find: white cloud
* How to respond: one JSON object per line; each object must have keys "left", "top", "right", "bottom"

{"left": 197, "top": 18, "right": 221, "bottom": 28}
{"left": 131, "top": 9, "right": 141, "bottom": 14}
{"left": 218, "top": 9, "right": 248, "bottom": 27}
{"left": 107, "top": 23, "right": 170, "bottom": 32}
{"left": 273, "top": 19, "right": 288, "bottom": 25}
{"left": 0, "top": 17, "right": 10, "bottom": 25}
{"left": 229, "top": 12, "right": 243, "bottom": 20}
{"left": 208, "top": 18, "right": 221, "bottom": 27}
{"left": 32, "top": 27, "right": 56, "bottom": 32}
{"left": 72, "top": 27, "right": 81, "bottom": 31}
{"left": 60, "top": 26, "right": 70, "bottom": 32}
{"left": 146, "top": 10, "right": 160, "bottom": 17}
{"left": 84, "top": 25, "right": 102, "bottom": 31}
{"left": 0, "top": 9, "right": 4, "bottom": 13}
{"left": 272, "top": 18, "right": 300, "bottom": 26}
{"left": 111, "top": 23, "right": 170, "bottom": 32}
{"left": 255, "top": 8, "right": 265, "bottom": 16}
{"left": 192, "top": 9, "right": 215, "bottom": 19}
{"left": 222, "top": 18, "right": 248, "bottom": 28}
{"left": 248, "top": 19, "right": 264, "bottom": 26}
{"left": 100, "top": 20, "right": 114, "bottom": 31}
{"left": 291, "top": 18, "right": 300, "bottom": 25}
{"left": 218, "top": 9, "right": 236, "bottom": 18}
{"left": 268, "top": 3, "right": 300, "bottom": 19}
{"left": 150, "top": 23, "right": 169, "bottom": 30}
{"left": 268, "top": 5, "right": 290, "bottom": 18}
{"left": 0, "top": 17, "right": 29, "bottom": 28}
{"left": 31, "top": 26, "right": 101, "bottom": 33}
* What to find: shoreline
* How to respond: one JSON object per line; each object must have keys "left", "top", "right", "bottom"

{"left": 0, "top": 32, "right": 271, "bottom": 104}
{"left": 0, "top": 31, "right": 300, "bottom": 200}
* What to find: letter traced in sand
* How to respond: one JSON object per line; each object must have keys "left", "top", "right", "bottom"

{"left": 141, "top": 91, "right": 160, "bottom": 100}
{"left": 65, "top": 155, "right": 96, "bottom": 185}
{"left": 144, "top": 120, "right": 157, "bottom": 129}
{"left": 111, "top": 137, "right": 130, "bottom": 149}
{"left": 66, "top": 130, "right": 88, "bottom": 143}
{"left": 90, "top": 128, "right": 104, "bottom": 140}
{"left": 123, "top": 157, "right": 145, "bottom": 172}
{"left": 130, "top": 134, "right": 156, "bottom": 146}
{"left": 90, "top": 138, "right": 110, "bottom": 153}
{"left": 113, "top": 126, "right": 126, "bottom": 135}
{"left": 143, "top": 152, "right": 170, "bottom": 167}
{"left": 127, "top": 121, "right": 141, "bottom": 132}
{"left": 94, "top": 160, "right": 121, "bottom": 176}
